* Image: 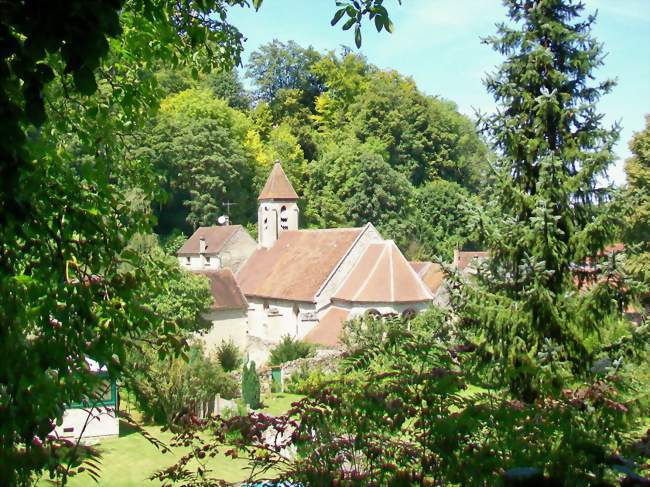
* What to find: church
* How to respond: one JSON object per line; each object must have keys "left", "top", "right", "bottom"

{"left": 178, "top": 162, "right": 435, "bottom": 364}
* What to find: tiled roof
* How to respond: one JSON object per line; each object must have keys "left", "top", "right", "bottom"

{"left": 177, "top": 225, "right": 241, "bottom": 256}
{"left": 334, "top": 241, "right": 434, "bottom": 303}
{"left": 237, "top": 227, "right": 364, "bottom": 302}
{"left": 258, "top": 162, "right": 298, "bottom": 201}
{"left": 199, "top": 269, "right": 248, "bottom": 310}
{"left": 409, "top": 261, "right": 445, "bottom": 294}
{"left": 303, "top": 306, "right": 351, "bottom": 347}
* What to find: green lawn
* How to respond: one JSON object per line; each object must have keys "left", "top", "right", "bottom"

{"left": 260, "top": 393, "right": 304, "bottom": 416}
{"left": 40, "top": 393, "right": 304, "bottom": 486}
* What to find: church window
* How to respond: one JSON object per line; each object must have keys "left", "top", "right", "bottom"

{"left": 293, "top": 304, "right": 300, "bottom": 316}
{"left": 263, "top": 300, "right": 269, "bottom": 310}
{"left": 280, "top": 205, "right": 288, "bottom": 230}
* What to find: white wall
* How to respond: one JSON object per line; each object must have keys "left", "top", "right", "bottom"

{"left": 246, "top": 298, "right": 317, "bottom": 343}
{"left": 258, "top": 204, "right": 278, "bottom": 248}
{"left": 200, "top": 308, "right": 249, "bottom": 353}
{"left": 54, "top": 407, "right": 119, "bottom": 439}
{"left": 178, "top": 255, "right": 220, "bottom": 270}
{"left": 258, "top": 200, "right": 299, "bottom": 248}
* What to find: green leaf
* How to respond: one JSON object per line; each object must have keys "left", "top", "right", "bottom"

{"left": 331, "top": 8, "right": 346, "bottom": 26}
{"left": 374, "top": 14, "right": 384, "bottom": 32}
{"left": 342, "top": 17, "right": 356, "bottom": 31}
{"left": 355, "top": 25, "right": 362, "bottom": 48}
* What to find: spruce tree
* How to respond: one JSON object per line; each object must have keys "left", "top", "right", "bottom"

{"left": 624, "top": 115, "right": 650, "bottom": 296}
{"left": 459, "top": 0, "right": 631, "bottom": 401}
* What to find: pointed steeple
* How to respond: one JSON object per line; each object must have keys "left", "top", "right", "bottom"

{"left": 258, "top": 161, "right": 298, "bottom": 201}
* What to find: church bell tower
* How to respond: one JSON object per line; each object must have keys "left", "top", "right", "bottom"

{"left": 258, "top": 161, "right": 299, "bottom": 248}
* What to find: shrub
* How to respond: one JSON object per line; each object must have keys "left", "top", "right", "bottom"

{"left": 269, "top": 335, "right": 314, "bottom": 366}
{"left": 129, "top": 343, "right": 238, "bottom": 424}
{"left": 241, "top": 362, "right": 261, "bottom": 410}
{"left": 285, "top": 364, "right": 331, "bottom": 395}
{"left": 215, "top": 340, "right": 243, "bottom": 372}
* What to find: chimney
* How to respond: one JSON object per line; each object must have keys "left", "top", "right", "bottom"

{"left": 199, "top": 236, "right": 206, "bottom": 254}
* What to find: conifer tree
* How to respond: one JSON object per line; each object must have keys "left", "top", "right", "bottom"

{"left": 242, "top": 362, "right": 261, "bottom": 409}
{"left": 459, "top": 0, "right": 632, "bottom": 400}
{"left": 624, "top": 115, "right": 650, "bottom": 295}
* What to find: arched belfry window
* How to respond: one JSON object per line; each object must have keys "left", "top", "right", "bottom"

{"left": 280, "top": 205, "right": 288, "bottom": 230}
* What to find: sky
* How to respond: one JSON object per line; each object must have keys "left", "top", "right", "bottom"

{"left": 228, "top": 0, "right": 650, "bottom": 186}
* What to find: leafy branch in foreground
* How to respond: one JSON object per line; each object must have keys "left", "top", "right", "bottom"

{"left": 155, "top": 314, "right": 649, "bottom": 485}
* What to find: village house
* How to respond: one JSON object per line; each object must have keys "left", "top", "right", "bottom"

{"left": 179, "top": 162, "right": 435, "bottom": 363}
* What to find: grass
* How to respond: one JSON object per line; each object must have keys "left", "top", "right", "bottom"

{"left": 260, "top": 393, "right": 304, "bottom": 416}
{"left": 39, "top": 393, "right": 304, "bottom": 487}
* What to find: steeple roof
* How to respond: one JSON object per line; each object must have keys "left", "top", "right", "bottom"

{"left": 258, "top": 162, "right": 298, "bottom": 201}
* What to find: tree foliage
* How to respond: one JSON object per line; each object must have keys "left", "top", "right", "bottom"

{"left": 407, "top": 180, "right": 479, "bottom": 261}
{"left": 268, "top": 335, "right": 315, "bottom": 366}
{"left": 246, "top": 40, "right": 324, "bottom": 106}
{"left": 624, "top": 115, "right": 650, "bottom": 293}
{"left": 306, "top": 139, "right": 413, "bottom": 236}
{"left": 455, "top": 0, "right": 637, "bottom": 401}
{"left": 128, "top": 343, "right": 237, "bottom": 425}
{"left": 216, "top": 340, "right": 244, "bottom": 373}
{"left": 0, "top": 0, "right": 399, "bottom": 483}
{"left": 129, "top": 88, "right": 257, "bottom": 233}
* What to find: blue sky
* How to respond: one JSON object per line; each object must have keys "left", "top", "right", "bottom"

{"left": 229, "top": 0, "right": 650, "bottom": 185}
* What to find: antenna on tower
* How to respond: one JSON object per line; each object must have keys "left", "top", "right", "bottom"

{"left": 222, "top": 200, "right": 237, "bottom": 216}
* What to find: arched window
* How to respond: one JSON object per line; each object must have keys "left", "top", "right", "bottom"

{"left": 280, "top": 205, "right": 288, "bottom": 230}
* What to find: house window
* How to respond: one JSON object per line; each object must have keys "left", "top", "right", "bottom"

{"left": 293, "top": 304, "right": 300, "bottom": 316}
{"left": 263, "top": 300, "right": 269, "bottom": 310}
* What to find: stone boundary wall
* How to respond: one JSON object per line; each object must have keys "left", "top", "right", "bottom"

{"left": 259, "top": 349, "right": 344, "bottom": 392}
